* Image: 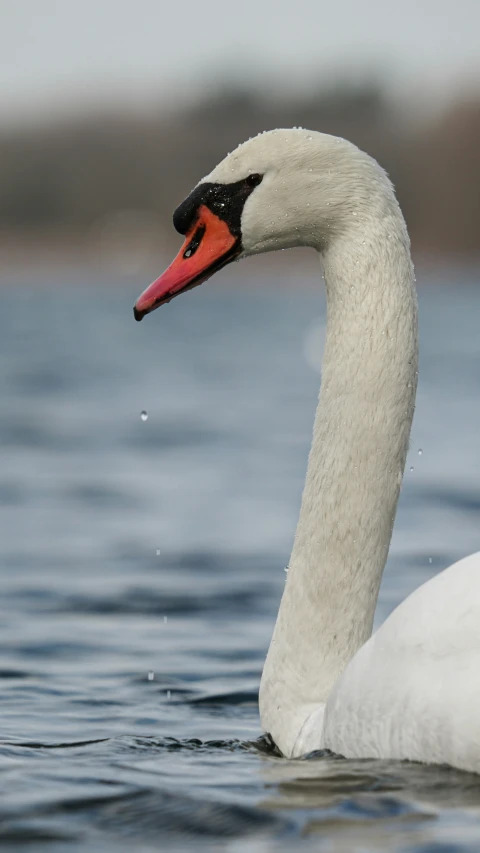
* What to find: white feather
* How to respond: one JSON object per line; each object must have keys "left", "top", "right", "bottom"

{"left": 203, "top": 129, "right": 480, "bottom": 772}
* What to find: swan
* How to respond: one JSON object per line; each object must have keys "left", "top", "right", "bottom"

{"left": 133, "top": 129, "right": 480, "bottom": 772}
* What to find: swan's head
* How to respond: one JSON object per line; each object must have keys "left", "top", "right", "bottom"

{"left": 134, "top": 128, "right": 383, "bottom": 320}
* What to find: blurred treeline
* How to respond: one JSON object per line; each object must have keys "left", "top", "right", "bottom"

{"left": 1, "top": 82, "right": 479, "bottom": 257}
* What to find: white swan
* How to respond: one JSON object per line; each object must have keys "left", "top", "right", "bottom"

{"left": 134, "top": 129, "right": 480, "bottom": 773}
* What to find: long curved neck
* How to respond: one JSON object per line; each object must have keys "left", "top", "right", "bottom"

{"left": 260, "top": 196, "right": 418, "bottom": 755}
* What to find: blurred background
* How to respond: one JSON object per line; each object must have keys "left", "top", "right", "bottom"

{"left": 0, "top": 2, "right": 480, "bottom": 850}
{"left": 1, "top": 0, "right": 480, "bottom": 264}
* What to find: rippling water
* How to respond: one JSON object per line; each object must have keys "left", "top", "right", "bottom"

{"left": 0, "top": 258, "right": 479, "bottom": 851}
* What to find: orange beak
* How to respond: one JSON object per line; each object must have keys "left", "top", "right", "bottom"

{"left": 134, "top": 205, "right": 239, "bottom": 321}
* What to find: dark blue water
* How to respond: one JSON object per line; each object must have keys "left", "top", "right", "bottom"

{"left": 0, "top": 256, "right": 479, "bottom": 851}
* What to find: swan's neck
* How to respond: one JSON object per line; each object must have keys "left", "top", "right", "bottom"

{"left": 260, "top": 202, "right": 418, "bottom": 755}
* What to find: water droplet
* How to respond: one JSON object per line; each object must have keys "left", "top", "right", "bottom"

{"left": 148, "top": 670, "right": 155, "bottom": 681}
{"left": 409, "top": 466, "right": 414, "bottom": 472}
{"left": 284, "top": 566, "right": 289, "bottom": 574}
{"left": 156, "top": 548, "right": 161, "bottom": 556}
{"left": 428, "top": 557, "right": 432, "bottom": 564}
{"left": 418, "top": 448, "right": 423, "bottom": 456}
{"left": 306, "top": 135, "right": 313, "bottom": 140}
{"left": 163, "top": 615, "right": 168, "bottom": 624}
{"left": 140, "top": 410, "right": 148, "bottom": 422}
{"left": 166, "top": 690, "right": 171, "bottom": 700}
{"left": 352, "top": 212, "right": 358, "bottom": 216}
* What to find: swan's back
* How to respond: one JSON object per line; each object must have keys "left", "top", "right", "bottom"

{"left": 322, "top": 551, "right": 480, "bottom": 772}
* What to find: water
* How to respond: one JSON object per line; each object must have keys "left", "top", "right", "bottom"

{"left": 0, "top": 258, "right": 479, "bottom": 851}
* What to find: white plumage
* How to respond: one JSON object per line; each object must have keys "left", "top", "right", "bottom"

{"left": 195, "top": 130, "right": 480, "bottom": 770}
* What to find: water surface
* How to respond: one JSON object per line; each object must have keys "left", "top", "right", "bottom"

{"left": 0, "top": 260, "right": 479, "bottom": 850}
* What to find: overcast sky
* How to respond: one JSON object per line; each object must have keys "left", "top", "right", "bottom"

{"left": 2, "top": 0, "right": 479, "bottom": 123}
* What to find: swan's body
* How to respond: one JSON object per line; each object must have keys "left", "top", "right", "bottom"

{"left": 318, "top": 552, "right": 480, "bottom": 771}
{"left": 134, "top": 129, "right": 480, "bottom": 773}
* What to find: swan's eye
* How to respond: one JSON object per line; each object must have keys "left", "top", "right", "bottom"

{"left": 245, "top": 173, "right": 263, "bottom": 188}
{"left": 183, "top": 224, "right": 205, "bottom": 259}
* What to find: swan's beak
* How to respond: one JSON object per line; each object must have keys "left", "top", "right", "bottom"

{"left": 133, "top": 205, "right": 240, "bottom": 321}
